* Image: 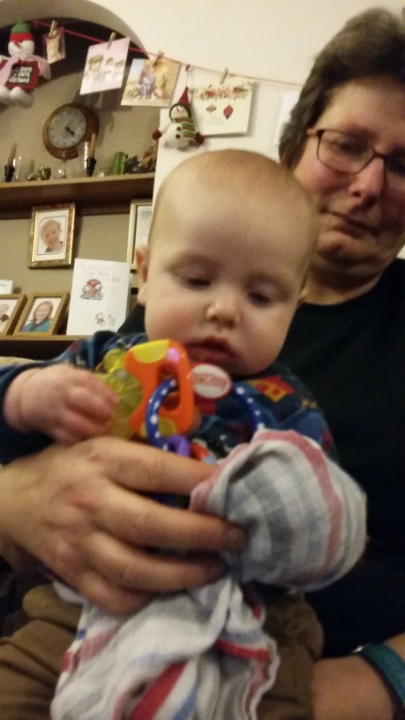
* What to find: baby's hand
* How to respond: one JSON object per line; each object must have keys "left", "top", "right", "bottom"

{"left": 4, "top": 365, "right": 118, "bottom": 445}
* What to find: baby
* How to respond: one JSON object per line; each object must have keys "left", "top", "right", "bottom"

{"left": 0, "top": 150, "right": 366, "bottom": 720}
{"left": 40, "top": 219, "right": 64, "bottom": 253}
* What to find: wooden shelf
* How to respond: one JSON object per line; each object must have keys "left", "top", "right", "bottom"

{"left": 0, "top": 336, "right": 82, "bottom": 361}
{"left": 0, "top": 173, "right": 154, "bottom": 219}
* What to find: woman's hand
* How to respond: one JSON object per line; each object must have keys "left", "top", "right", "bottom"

{"left": 312, "top": 655, "right": 397, "bottom": 720}
{"left": 0, "top": 438, "right": 245, "bottom": 613}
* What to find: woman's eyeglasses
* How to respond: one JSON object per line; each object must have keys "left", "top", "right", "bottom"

{"left": 307, "top": 128, "right": 405, "bottom": 193}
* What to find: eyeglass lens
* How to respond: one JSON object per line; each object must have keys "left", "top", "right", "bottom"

{"left": 317, "top": 130, "right": 405, "bottom": 191}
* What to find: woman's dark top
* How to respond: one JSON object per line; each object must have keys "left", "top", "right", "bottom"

{"left": 279, "top": 259, "right": 405, "bottom": 654}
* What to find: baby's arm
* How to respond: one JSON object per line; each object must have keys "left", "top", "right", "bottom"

{"left": 191, "top": 428, "right": 367, "bottom": 590}
{"left": 3, "top": 364, "right": 118, "bottom": 445}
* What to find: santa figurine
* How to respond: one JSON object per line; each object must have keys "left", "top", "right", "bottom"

{"left": 152, "top": 86, "right": 204, "bottom": 149}
{"left": 0, "top": 21, "right": 51, "bottom": 107}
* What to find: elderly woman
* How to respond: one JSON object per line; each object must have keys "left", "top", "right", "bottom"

{"left": 0, "top": 7, "right": 405, "bottom": 720}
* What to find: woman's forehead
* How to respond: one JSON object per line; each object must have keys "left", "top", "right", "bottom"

{"left": 318, "top": 77, "right": 405, "bottom": 143}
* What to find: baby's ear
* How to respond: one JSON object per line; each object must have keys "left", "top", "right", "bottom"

{"left": 136, "top": 246, "right": 150, "bottom": 305}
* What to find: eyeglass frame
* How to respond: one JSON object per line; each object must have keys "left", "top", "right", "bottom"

{"left": 306, "top": 128, "right": 405, "bottom": 191}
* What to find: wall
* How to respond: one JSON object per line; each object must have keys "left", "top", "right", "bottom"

{"left": 1, "top": 0, "right": 404, "bottom": 293}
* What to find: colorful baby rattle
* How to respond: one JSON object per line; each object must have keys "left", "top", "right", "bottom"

{"left": 97, "top": 338, "right": 266, "bottom": 458}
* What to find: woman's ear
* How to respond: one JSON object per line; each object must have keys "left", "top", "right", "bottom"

{"left": 296, "top": 285, "right": 307, "bottom": 309}
{"left": 136, "top": 246, "right": 150, "bottom": 306}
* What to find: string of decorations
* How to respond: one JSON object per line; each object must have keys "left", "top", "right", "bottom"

{"left": 32, "top": 19, "right": 302, "bottom": 90}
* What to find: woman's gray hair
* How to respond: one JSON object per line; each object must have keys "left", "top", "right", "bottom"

{"left": 279, "top": 8, "right": 405, "bottom": 168}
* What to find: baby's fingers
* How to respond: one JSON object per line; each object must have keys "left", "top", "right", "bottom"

{"left": 67, "top": 383, "right": 118, "bottom": 422}
{"left": 53, "top": 408, "right": 112, "bottom": 444}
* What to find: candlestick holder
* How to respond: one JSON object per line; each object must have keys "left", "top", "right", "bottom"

{"left": 85, "top": 157, "right": 97, "bottom": 177}
{"left": 4, "top": 164, "right": 15, "bottom": 182}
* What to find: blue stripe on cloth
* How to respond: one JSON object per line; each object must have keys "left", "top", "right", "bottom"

{"left": 172, "top": 684, "right": 198, "bottom": 720}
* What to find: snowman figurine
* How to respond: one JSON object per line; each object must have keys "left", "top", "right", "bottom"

{"left": 152, "top": 87, "right": 204, "bottom": 149}
{"left": 0, "top": 21, "right": 50, "bottom": 107}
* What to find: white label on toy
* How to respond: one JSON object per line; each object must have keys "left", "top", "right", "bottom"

{"left": 191, "top": 364, "right": 232, "bottom": 399}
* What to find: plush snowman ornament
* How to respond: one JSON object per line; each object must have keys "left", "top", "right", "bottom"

{"left": 152, "top": 87, "right": 204, "bottom": 149}
{"left": 0, "top": 22, "right": 50, "bottom": 107}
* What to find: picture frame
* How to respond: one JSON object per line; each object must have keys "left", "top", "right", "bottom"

{"left": 126, "top": 201, "right": 153, "bottom": 271}
{"left": 28, "top": 204, "right": 76, "bottom": 268}
{"left": 0, "top": 294, "right": 27, "bottom": 336}
{"left": 13, "top": 292, "right": 70, "bottom": 336}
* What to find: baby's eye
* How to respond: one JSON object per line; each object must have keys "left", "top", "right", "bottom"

{"left": 249, "top": 291, "right": 271, "bottom": 306}
{"left": 184, "top": 276, "right": 210, "bottom": 288}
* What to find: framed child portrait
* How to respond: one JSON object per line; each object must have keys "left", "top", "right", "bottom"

{"left": 14, "top": 292, "right": 69, "bottom": 336}
{"left": 126, "top": 201, "right": 152, "bottom": 271}
{"left": 28, "top": 204, "right": 76, "bottom": 268}
{"left": 0, "top": 294, "right": 27, "bottom": 335}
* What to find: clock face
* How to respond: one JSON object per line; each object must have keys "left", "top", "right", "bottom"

{"left": 48, "top": 107, "right": 87, "bottom": 149}
{"left": 43, "top": 103, "right": 99, "bottom": 159}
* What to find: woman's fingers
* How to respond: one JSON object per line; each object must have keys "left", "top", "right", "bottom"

{"left": 98, "top": 482, "right": 245, "bottom": 552}
{"left": 85, "top": 530, "right": 227, "bottom": 594}
{"left": 93, "top": 437, "right": 214, "bottom": 495}
{"left": 76, "top": 569, "right": 153, "bottom": 615}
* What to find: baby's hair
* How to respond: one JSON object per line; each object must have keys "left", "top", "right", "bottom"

{"left": 40, "top": 218, "right": 62, "bottom": 239}
{"left": 149, "top": 149, "right": 317, "bottom": 248}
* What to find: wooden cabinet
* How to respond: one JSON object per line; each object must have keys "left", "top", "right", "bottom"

{"left": 0, "top": 336, "right": 80, "bottom": 361}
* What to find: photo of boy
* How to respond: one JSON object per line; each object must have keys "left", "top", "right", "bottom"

{"left": 39, "top": 218, "right": 64, "bottom": 254}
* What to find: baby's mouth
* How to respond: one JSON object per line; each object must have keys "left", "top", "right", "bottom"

{"left": 187, "top": 340, "right": 236, "bottom": 365}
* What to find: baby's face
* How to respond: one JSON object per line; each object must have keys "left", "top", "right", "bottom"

{"left": 138, "top": 185, "right": 315, "bottom": 376}
{"left": 41, "top": 222, "right": 60, "bottom": 250}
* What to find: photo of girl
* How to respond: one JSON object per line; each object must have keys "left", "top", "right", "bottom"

{"left": 22, "top": 300, "right": 56, "bottom": 333}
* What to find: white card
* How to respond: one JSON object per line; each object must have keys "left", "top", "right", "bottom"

{"left": 190, "top": 76, "right": 254, "bottom": 136}
{"left": 67, "top": 258, "right": 130, "bottom": 336}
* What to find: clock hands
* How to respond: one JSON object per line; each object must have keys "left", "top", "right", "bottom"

{"left": 65, "top": 125, "right": 75, "bottom": 137}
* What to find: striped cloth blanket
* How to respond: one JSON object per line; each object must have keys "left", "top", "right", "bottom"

{"left": 51, "top": 429, "right": 366, "bottom": 720}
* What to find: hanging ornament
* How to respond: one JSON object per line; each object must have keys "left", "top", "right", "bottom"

{"left": 223, "top": 104, "right": 234, "bottom": 119}
{"left": 152, "top": 86, "right": 204, "bottom": 149}
{"left": 0, "top": 21, "right": 50, "bottom": 107}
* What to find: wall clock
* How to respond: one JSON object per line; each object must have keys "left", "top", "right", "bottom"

{"left": 43, "top": 103, "right": 99, "bottom": 159}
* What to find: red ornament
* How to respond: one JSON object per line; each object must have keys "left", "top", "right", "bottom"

{"left": 223, "top": 104, "right": 234, "bottom": 119}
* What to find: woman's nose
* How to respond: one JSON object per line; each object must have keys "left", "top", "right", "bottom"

{"left": 349, "top": 156, "right": 385, "bottom": 199}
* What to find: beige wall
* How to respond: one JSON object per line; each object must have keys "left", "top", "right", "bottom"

{"left": 0, "top": 67, "right": 158, "bottom": 295}
{"left": 1, "top": 214, "right": 131, "bottom": 294}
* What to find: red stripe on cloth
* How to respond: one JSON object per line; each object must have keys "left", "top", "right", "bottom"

{"left": 217, "top": 637, "right": 270, "bottom": 662}
{"left": 61, "top": 649, "right": 77, "bottom": 673}
{"left": 130, "top": 661, "right": 186, "bottom": 720}
{"left": 78, "top": 627, "right": 120, "bottom": 663}
{"left": 61, "top": 626, "right": 121, "bottom": 674}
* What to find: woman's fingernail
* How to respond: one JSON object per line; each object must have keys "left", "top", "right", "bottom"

{"left": 225, "top": 527, "right": 245, "bottom": 550}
